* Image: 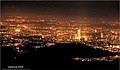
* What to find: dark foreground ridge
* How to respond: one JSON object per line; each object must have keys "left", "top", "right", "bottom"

{"left": 2, "top": 43, "right": 119, "bottom": 70}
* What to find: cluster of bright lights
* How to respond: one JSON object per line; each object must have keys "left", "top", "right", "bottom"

{"left": 15, "top": 29, "right": 21, "bottom": 32}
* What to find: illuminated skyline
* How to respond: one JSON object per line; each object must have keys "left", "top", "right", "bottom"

{"left": 1, "top": 1, "right": 120, "bottom": 70}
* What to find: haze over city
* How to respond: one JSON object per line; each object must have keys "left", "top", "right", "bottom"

{"left": 1, "top": 1, "right": 120, "bottom": 70}
{"left": 2, "top": 1, "right": 118, "bottom": 20}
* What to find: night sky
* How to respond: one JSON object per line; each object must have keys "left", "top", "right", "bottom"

{"left": 2, "top": 1, "right": 119, "bottom": 19}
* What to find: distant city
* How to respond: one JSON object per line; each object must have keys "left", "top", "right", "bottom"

{"left": 1, "top": 16, "right": 120, "bottom": 52}
{"left": 1, "top": 1, "right": 119, "bottom": 70}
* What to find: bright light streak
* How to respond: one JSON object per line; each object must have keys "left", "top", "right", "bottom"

{"left": 22, "top": 25, "right": 28, "bottom": 28}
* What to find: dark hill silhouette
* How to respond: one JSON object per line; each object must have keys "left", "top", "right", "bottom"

{"left": 2, "top": 43, "right": 119, "bottom": 70}
{"left": 45, "top": 43, "right": 116, "bottom": 58}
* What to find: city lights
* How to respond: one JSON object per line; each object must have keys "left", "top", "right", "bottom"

{"left": 15, "top": 29, "right": 21, "bottom": 32}
{"left": 1, "top": 16, "right": 120, "bottom": 53}
{"left": 95, "top": 30, "right": 97, "bottom": 32}
{"left": 1, "top": 1, "right": 119, "bottom": 70}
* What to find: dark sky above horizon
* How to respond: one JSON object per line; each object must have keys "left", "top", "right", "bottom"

{"left": 2, "top": 1, "right": 119, "bottom": 20}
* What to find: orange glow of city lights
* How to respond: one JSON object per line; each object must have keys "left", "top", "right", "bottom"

{"left": 22, "top": 25, "right": 28, "bottom": 28}
{"left": 15, "top": 29, "right": 21, "bottom": 32}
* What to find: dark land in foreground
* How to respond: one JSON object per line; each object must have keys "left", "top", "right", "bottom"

{"left": 2, "top": 43, "right": 119, "bottom": 70}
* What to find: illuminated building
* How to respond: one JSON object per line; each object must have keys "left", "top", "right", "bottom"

{"left": 74, "top": 28, "right": 88, "bottom": 41}
{"left": 101, "top": 33, "right": 103, "bottom": 38}
{"left": 75, "top": 28, "right": 82, "bottom": 40}
{"left": 77, "top": 29, "right": 81, "bottom": 38}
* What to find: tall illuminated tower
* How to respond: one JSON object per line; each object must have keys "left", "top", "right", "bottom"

{"left": 101, "top": 32, "right": 103, "bottom": 38}
{"left": 75, "top": 27, "right": 82, "bottom": 39}
{"left": 77, "top": 29, "right": 81, "bottom": 39}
